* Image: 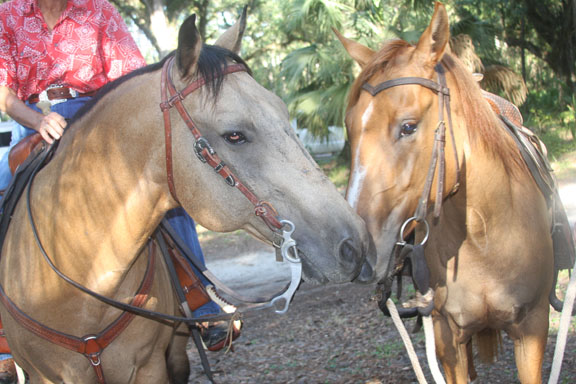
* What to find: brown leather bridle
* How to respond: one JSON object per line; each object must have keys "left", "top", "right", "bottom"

{"left": 363, "top": 64, "right": 461, "bottom": 318}
{"left": 361, "top": 64, "right": 460, "bottom": 222}
{"left": 158, "top": 55, "right": 305, "bottom": 313}
{"left": 160, "top": 55, "right": 283, "bottom": 231}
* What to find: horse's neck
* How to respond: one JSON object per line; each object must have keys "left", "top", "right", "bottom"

{"left": 437, "top": 139, "right": 545, "bottom": 247}
{"left": 26, "top": 71, "right": 172, "bottom": 288}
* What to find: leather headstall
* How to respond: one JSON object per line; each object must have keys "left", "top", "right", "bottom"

{"left": 363, "top": 64, "right": 461, "bottom": 318}
{"left": 160, "top": 56, "right": 283, "bottom": 231}
{"left": 361, "top": 64, "right": 460, "bottom": 221}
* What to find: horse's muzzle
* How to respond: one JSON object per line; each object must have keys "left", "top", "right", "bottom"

{"left": 352, "top": 236, "right": 376, "bottom": 283}
{"left": 353, "top": 261, "right": 374, "bottom": 283}
{"left": 337, "top": 238, "right": 364, "bottom": 276}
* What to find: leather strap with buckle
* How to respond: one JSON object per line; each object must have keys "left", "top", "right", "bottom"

{"left": 28, "top": 87, "right": 97, "bottom": 104}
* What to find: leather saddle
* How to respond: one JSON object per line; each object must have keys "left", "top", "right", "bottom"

{"left": 8, "top": 132, "right": 44, "bottom": 175}
{"left": 484, "top": 90, "right": 575, "bottom": 271}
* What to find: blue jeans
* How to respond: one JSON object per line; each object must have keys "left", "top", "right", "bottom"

{"left": 164, "top": 208, "right": 220, "bottom": 317}
{"left": 0, "top": 98, "right": 219, "bottom": 317}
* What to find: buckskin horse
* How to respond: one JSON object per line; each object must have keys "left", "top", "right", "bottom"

{"left": 0, "top": 12, "right": 373, "bottom": 384}
{"left": 337, "top": 3, "right": 569, "bottom": 383}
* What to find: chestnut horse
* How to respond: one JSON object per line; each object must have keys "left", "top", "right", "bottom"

{"left": 0, "top": 12, "right": 373, "bottom": 384}
{"left": 338, "top": 3, "right": 556, "bottom": 383}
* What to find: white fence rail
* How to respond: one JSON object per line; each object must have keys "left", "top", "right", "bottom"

{"left": 292, "top": 121, "right": 346, "bottom": 159}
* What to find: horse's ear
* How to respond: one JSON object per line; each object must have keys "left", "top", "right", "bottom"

{"left": 176, "top": 14, "right": 203, "bottom": 79}
{"left": 214, "top": 6, "right": 247, "bottom": 54}
{"left": 333, "top": 28, "right": 375, "bottom": 68}
{"left": 415, "top": 2, "right": 450, "bottom": 68}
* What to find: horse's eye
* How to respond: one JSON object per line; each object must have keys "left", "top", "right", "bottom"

{"left": 400, "top": 123, "right": 418, "bottom": 137}
{"left": 223, "top": 132, "right": 247, "bottom": 145}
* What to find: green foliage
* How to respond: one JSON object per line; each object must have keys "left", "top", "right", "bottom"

{"left": 116, "top": 0, "right": 576, "bottom": 141}
{"left": 539, "top": 130, "right": 576, "bottom": 161}
{"left": 321, "top": 157, "right": 350, "bottom": 190}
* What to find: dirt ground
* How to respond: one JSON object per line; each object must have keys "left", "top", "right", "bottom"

{"left": 187, "top": 230, "right": 576, "bottom": 384}
{"left": 187, "top": 153, "right": 576, "bottom": 384}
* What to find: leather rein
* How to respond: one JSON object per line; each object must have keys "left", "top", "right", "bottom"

{"left": 0, "top": 56, "right": 305, "bottom": 383}
{"left": 364, "top": 64, "right": 460, "bottom": 318}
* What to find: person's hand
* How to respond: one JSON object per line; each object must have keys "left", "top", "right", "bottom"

{"left": 35, "top": 111, "right": 67, "bottom": 144}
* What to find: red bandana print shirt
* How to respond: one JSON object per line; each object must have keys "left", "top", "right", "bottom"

{"left": 0, "top": 0, "right": 147, "bottom": 101}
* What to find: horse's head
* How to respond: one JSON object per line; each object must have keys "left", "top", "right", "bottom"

{"left": 165, "top": 11, "right": 374, "bottom": 284}
{"left": 336, "top": 3, "right": 466, "bottom": 282}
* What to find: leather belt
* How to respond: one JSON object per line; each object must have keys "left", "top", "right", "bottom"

{"left": 28, "top": 87, "right": 97, "bottom": 104}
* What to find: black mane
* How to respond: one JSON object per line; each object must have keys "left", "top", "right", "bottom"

{"left": 72, "top": 44, "right": 250, "bottom": 122}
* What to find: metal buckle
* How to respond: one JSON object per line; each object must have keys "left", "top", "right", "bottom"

{"left": 40, "top": 84, "right": 73, "bottom": 106}
{"left": 193, "top": 137, "right": 214, "bottom": 163}
{"left": 38, "top": 89, "right": 49, "bottom": 103}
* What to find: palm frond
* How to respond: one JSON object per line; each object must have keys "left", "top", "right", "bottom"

{"left": 450, "top": 34, "right": 484, "bottom": 73}
{"left": 482, "top": 64, "right": 527, "bottom": 106}
{"left": 280, "top": 45, "right": 319, "bottom": 89}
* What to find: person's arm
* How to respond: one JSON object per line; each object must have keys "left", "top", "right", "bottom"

{"left": 0, "top": 86, "right": 67, "bottom": 144}
{"left": 99, "top": 5, "right": 147, "bottom": 81}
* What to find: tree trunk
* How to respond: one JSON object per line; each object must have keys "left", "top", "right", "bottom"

{"left": 149, "top": 0, "right": 176, "bottom": 58}
{"left": 521, "top": 16, "right": 526, "bottom": 82}
{"left": 568, "top": 0, "right": 576, "bottom": 140}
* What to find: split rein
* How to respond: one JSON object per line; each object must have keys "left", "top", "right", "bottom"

{"left": 22, "top": 56, "right": 304, "bottom": 329}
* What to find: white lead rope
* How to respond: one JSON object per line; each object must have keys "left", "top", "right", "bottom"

{"left": 386, "top": 298, "right": 447, "bottom": 384}
{"left": 422, "top": 315, "right": 446, "bottom": 384}
{"left": 548, "top": 260, "right": 576, "bottom": 384}
{"left": 15, "top": 362, "right": 25, "bottom": 384}
{"left": 386, "top": 298, "right": 428, "bottom": 384}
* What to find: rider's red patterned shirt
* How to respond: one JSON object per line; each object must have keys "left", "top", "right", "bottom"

{"left": 0, "top": 0, "right": 147, "bottom": 101}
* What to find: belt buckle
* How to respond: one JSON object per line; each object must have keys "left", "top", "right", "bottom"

{"left": 38, "top": 89, "right": 50, "bottom": 103}
{"left": 44, "top": 84, "right": 71, "bottom": 106}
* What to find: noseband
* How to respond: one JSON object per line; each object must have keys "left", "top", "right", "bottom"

{"left": 362, "top": 64, "right": 461, "bottom": 318}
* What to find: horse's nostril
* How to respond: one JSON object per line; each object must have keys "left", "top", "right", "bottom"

{"left": 339, "top": 239, "right": 360, "bottom": 271}
{"left": 354, "top": 261, "right": 374, "bottom": 283}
